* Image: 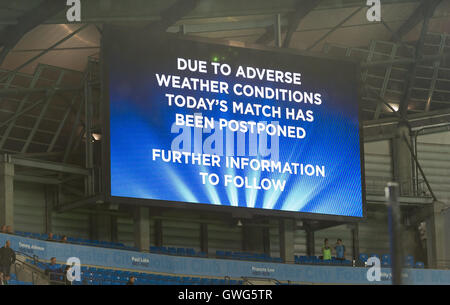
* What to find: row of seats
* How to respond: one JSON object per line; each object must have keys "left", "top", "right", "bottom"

{"left": 7, "top": 279, "right": 33, "bottom": 285}
{"left": 28, "top": 260, "right": 244, "bottom": 285}
{"left": 294, "top": 255, "right": 352, "bottom": 266}
{"left": 216, "top": 251, "right": 283, "bottom": 263}
{"left": 79, "top": 267, "right": 244, "bottom": 285}
{"left": 149, "top": 246, "right": 207, "bottom": 257}
{"left": 14, "top": 231, "right": 138, "bottom": 251}
{"left": 13, "top": 230, "right": 426, "bottom": 270}
{"left": 4, "top": 273, "right": 33, "bottom": 285}
{"left": 14, "top": 231, "right": 283, "bottom": 264}
{"left": 358, "top": 253, "right": 425, "bottom": 268}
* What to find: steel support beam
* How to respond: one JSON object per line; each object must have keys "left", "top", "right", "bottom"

{"left": 307, "top": 5, "right": 364, "bottom": 51}
{"left": 398, "top": 4, "right": 434, "bottom": 118}
{"left": 0, "top": 156, "right": 14, "bottom": 227}
{"left": 150, "top": 0, "right": 202, "bottom": 33}
{"left": 22, "top": 72, "right": 65, "bottom": 153}
{"left": 14, "top": 174, "right": 60, "bottom": 185}
{"left": 373, "top": 44, "right": 398, "bottom": 119}
{"left": 63, "top": 98, "right": 84, "bottom": 163}
{"left": 362, "top": 51, "right": 450, "bottom": 68}
{"left": 10, "top": 156, "right": 89, "bottom": 176}
{"left": 283, "top": 0, "right": 321, "bottom": 48}
{"left": 256, "top": 0, "right": 320, "bottom": 46}
{"left": 401, "top": 133, "right": 437, "bottom": 201}
{"left": 386, "top": 182, "right": 404, "bottom": 285}
{"left": 393, "top": 0, "right": 443, "bottom": 41}
{"left": 0, "top": 0, "right": 66, "bottom": 65}
{"left": 425, "top": 34, "right": 446, "bottom": 112}
{"left": 364, "top": 108, "right": 450, "bottom": 141}
{"left": 47, "top": 95, "right": 79, "bottom": 152}
{"left": 0, "top": 66, "right": 43, "bottom": 150}
{"left": 351, "top": 224, "right": 359, "bottom": 262}
{"left": 0, "top": 97, "right": 47, "bottom": 130}
{"left": 274, "top": 14, "right": 282, "bottom": 48}
{"left": 55, "top": 194, "right": 104, "bottom": 213}
{"left": 0, "top": 24, "right": 89, "bottom": 83}
{"left": 0, "top": 86, "right": 82, "bottom": 97}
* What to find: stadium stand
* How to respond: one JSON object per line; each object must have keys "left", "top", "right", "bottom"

{"left": 11, "top": 230, "right": 426, "bottom": 269}
{"left": 24, "top": 259, "right": 245, "bottom": 285}
{"left": 357, "top": 253, "right": 423, "bottom": 268}
{"left": 5, "top": 273, "right": 33, "bottom": 286}
{"left": 294, "top": 255, "right": 352, "bottom": 266}
{"left": 216, "top": 250, "right": 282, "bottom": 263}
{"left": 149, "top": 246, "right": 207, "bottom": 257}
{"left": 14, "top": 231, "right": 138, "bottom": 251}
{"left": 0, "top": 230, "right": 428, "bottom": 285}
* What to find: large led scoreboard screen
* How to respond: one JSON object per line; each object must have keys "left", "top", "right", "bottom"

{"left": 105, "top": 29, "right": 364, "bottom": 218}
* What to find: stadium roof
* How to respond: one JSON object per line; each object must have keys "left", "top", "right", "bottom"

{"left": 0, "top": 0, "right": 449, "bottom": 161}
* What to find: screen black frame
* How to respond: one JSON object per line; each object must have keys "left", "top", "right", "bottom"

{"left": 101, "top": 26, "right": 367, "bottom": 223}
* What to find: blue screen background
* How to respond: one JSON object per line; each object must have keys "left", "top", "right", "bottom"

{"left": 107, "top": 34, "right": 363, "bottom": 217}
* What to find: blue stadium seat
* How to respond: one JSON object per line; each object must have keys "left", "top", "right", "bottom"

{"left": 149, "top": 246, "right": 160, "bottom": 253}
{"left": 415, "top": 261, "right": 425, "bottom": 269}
{"left": 200, "top": 278, "right": 210, "bottom": 285}
{"left": 343, "top": 260, "right": 352, "bottom": 266}
{"left": 382, "top": 260, "right": 391, "bottom": 267}
{"left": 272, "top": 257, "right": 283, "bottom": 263}
{"left": 403, "top": 255, "right": 414, "bottom": 268}
{"left": 359, "top": 253, "right": 368, "bottom": 263}
{"left": 405, "top": 255, "right": 415, "bottom": 265}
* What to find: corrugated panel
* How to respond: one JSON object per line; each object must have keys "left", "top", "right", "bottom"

{"left": 359, "top": 210, "right": 390, "bottom": 256}
{"left": 293, "top": 229, "right": 307, "bottom": 256}
{"left": 269, "top": 224, "right": 280, "bottom": 258}
{"left": 162, "top": 219, "right": 201, "bottom": 250}
{"left": 51, "top": 210, "right": 90, "bottom": 239}
{"left": 444, "top": 209, "right": 450, "bottom": 262}
{"left": 314, "top": 225, "right": 352, "bottom": 257}
{"left": 364, "top": 140, "right": 393, "bottom": 195}
{"left": 14, "top": 181, "right": 46, "bottom": 233}
{"left": 208, "top": 222, "right": 242, "bottom": 255}
{"left": 417, "top": 140, "right": 450, "bottom": 203}
{"left": 270, "top": 223, "right": 307, "bottom": 257}
{"left": 116, "top": 215, "right": 145, "bottom": 247}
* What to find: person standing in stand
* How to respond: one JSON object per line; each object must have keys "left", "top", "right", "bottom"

{"left": 0, "top": 241, "right": 16, "bottom": 284}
